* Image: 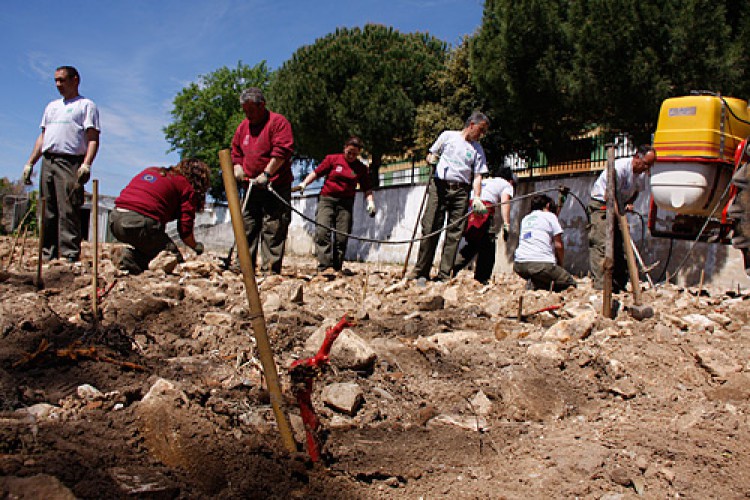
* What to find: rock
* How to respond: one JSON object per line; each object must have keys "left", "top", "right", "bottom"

{"left": 414, "top": 330, "right": 480, "bottom": 356}
{"left": 609, "top": 379, "right": 638, "bottom": 399}
{"left": 383, "top": 281, "right": 408, "bottom": 294}
{"left": 694, "top": 346, "right": 742, "bottom": 379}
{"left": 321, "top": 382, "right": 364, "bottom": 415}
{"left": 706, "top": 313, "right": 731, "bottom": 327}
{"left": 304, "top": 322, "right": 377, "bottom": 371}
{"left": 109, "top": 467, "right": 179, "bottom": 498}
{"left": 137, "top": 378, "right": 225, "bottom": 494}
{"left": 427, "top": 413, "right": 488, "bottom": 432}
{"left": 663, "top": 314, "right": 688, "bottom": 330}
{"left": 682, "top": 314, "right": 717, "bottom": 330}
{"left": 542, "top": 310, "right": 598, "bottom": 342}
{"left": 289, "top": 284, "right": 304, "bottom": 304}
{"left": 149, "top": 282, "right": 185, "bottom": 300}
{"left": 416, "top": 294, "right": 445, "bottom": 311}
{"left": 180, "top": 260, "right": 217, "bottom": 277}
{"left": 442, "top": 286, "right": 460, "bottom": 305}
{"left": 204, "top": 312, "right": 233, "bottom": 327}
{"left": 263, "top": 292, "right": 282, "bottom": 312}
{"left": 469, "top": 390, "right": 493, "bottom": 416}
{"left": 148, "top": 251, "right": 180, "bottom": 274}
{"left": 77, "top": 384, "right": 103, "bottom": 400}
{"left": 0, "top": 474, "right": 76, "bottom": 500}
{"left": 17, "top": 403, "right": 57, "bottom": 421}
{"left": 704, "top": 373, "right": 750, "bottom": 401}
{"left": 526, "top": 342, "right": 564, "bottom": 361}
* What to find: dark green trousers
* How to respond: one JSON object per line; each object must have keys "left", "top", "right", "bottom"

{"left": 242, "top": 184, "right": 291, "bottom": 274}
{"left": 109, "top": 209, "right": 181, "bottom": 274}
{"left": 411, "top": 178, "right": 470, "bottom": 280}
{"left": 588, "top": 200, "right": 628, "bottom": 292}
{"left": 40, "top": 154, "right": 84, "bottom": 260}
{"left": 513, "top": 261, "right": 577, "bottom": 292}
{"left": 315, "top": 196, "right": 354, "bottom": 270}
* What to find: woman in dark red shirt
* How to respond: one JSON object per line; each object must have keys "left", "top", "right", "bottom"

{"left": 109, "top": 158, "right": 210, "bottom": 274}
{"left": 297, "top": 137, "right": 376, "bottom": 272}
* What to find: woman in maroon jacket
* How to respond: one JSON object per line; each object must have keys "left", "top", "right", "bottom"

{"left": 297, "top": 137, "right": 376, "bottom": 272}
{"left": 109, "top": 158, "right": 210, "bottom": 274}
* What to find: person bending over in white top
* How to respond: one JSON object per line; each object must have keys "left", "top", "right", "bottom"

{"left": 513, "top": 194, "right": 576, "bottom": 292}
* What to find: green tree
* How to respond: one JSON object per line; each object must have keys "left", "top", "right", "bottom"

{"left": 472, "top": 0, "right": 577, "bottom": 161}
{"left": 164, "top": 61, "right": 271, "bottom": 200}
{"left": 413, "top": 37, "right": 479, "bottom": 157}
{"left": 472, "top": 0, "right": 750, "bottom": 159}
{"left": 269, "top": 24, "right": 447, "bottom": 186}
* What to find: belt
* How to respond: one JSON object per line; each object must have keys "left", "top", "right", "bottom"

{"left": 44, "top": 151, "right": 85, "bottom": 161}
{"left": 435, "top": 178, "right": 469, "bottom": 189}
{"left": 589, "top": 198, "right": 607, "bottom": 211}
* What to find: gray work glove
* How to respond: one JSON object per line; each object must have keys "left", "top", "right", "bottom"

{"left": 254, "top": 171, "right": 269, "bottom": 188}
{"left": 193, "top": 242, "right": 204, "bottom": 255}
{"left": 22, "top": 164, "right": 33, "bottom": 185}
{"left": 77, "top": 164, "right": 91, "bottom": 185}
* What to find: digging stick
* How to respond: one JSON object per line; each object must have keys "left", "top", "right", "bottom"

{"left": 219, "top": 149, "right": 296, "bottom": 453}
{"left": 92, "top": 180, "right": 99, "bottom": 323}
{"left": 602, "top": 146, "right": 615, "bottom": 318}
{"left": 18, "top": 225, "right": 29, "bottom": 270}
{"left": 401, "top": 162, "right": 435, "bottom": 278}
{"left": 616, "top": 211, "right": 642, "bottom": 305}
{"left": 35, "top": 198, "right": 46, "bottom": 289}
{"left": 4, "top": 205, "right": 34, "bottom": 271}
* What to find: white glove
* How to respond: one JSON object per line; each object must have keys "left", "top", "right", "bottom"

{"left": 297, "top": 180, "right": 308, "bottom": 194}
{"left": 254, "top": 171, "right": 270, "bottom": 188}
{"left": 426, "top": 153, "right": 440, "bottom": 166}
{"left": 77, "top": 164, "right": 91, "bottom": 185}
{"left": 22, "top": 164, "right": 33, "bottom": 185}
{"left": 366, "top": 199, "right": 377, "bottom": 217}
{"left": 471, "top": 197, "right": 488, "bottom": 215}
{"left": 233, "top": 164, "right": 246, "bottom": 182}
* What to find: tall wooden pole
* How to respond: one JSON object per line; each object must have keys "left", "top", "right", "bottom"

{"left": 91, "top": 180, "right": 99, "bottom": 323}
{"left": 35, "top": 197, "right": 46, "bottom": 290}
{"left": 602, "top": 146, "right": 615, "bottom": 317}
{"left": 218, "top": 149, "right": 297, "bottom": 453}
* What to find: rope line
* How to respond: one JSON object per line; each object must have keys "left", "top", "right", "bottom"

{"left": 266, "top": 185, "right": 565, "bottom": 245}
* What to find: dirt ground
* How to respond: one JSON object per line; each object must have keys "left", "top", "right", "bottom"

{"left": 1, "top": 235, "right": 750, "bottom": 499}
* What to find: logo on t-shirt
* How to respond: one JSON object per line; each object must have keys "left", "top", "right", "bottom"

{"left": 142, "top": 173, "right": 157, "bottom": 183}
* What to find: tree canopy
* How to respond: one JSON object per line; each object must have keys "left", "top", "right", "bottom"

{"left": 163, "top": 61, "right": 271, "bottom": 200}
{"left": 269, "top": 24, "right": 448, "bottom": 185}
{"left": 472, "top": 0, "right": 750, "bottom": 159}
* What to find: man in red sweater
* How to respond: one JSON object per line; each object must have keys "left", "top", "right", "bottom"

{"left": 231, "top": 87, "right": 295, "bottom": 274}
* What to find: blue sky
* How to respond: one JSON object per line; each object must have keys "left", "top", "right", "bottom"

{"left": 0, "top": 0, "right": 484, "bottom": 197}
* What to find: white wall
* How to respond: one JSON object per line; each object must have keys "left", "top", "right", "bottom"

{"left": 193, "top": 178, "right": 750, "bottom": 288}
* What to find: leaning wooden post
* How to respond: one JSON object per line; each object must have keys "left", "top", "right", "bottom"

{"left": 91, "top": 180, "right": 100, "bottom": 323}
{"left": 35, "top": 198, "right": 46, "bottom": 290}
{"left": 602, "top": 145, "right": 616, "bottom": 318}
{"left": 219, "top": 149, "right": 297, "bottom": 453}
{"left": 401, "top": 162, "right": 435, "bottom": 278}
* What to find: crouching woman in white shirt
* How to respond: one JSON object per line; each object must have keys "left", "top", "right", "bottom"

{"left": 513, "top": 194, "right": 577, "bottom": 292}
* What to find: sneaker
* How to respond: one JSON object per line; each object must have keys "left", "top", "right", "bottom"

{"left": 416, "top": 277, "right": 428, "bottom": 288}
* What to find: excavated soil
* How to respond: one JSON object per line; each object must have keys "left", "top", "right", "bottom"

{"left": 1, "top": 236, "right": 750, "bottom": 499}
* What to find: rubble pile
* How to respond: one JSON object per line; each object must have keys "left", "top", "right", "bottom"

{"left": 1, "top": 237, "right": 749, "bottom": 498}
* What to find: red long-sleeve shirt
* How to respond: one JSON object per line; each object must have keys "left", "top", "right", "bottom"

{"left": 315, "top": 153, "right": 372, "bottom": 199}
{"left": 231, "top": 111, "right": 294, "bottom": 186}
{"left": 115, "top": 167, "right": 199, "bottom": 238}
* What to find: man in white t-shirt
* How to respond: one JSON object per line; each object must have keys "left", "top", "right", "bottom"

{"left": 453, "top": 169, "right": 514, "bottom": 283}
{"left": 22, "top": 66, "right": 100, "bottom": 262}
{"left": 408, "top": 111, "right": 490, "bottom": 283}
{"left": 588, "top": 145, "right": 655, "bottom": 292}
{"left": 514, "top": 194, "right": 576, "bottom": 292}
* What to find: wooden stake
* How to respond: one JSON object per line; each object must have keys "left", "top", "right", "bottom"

{"left": 517, "top": 296, "right": 524, "bottom": 322}
{"left": 696, "top": 269, "right": 705, "bottom": 304}
{"left": 602, "top": 145, "right": 615, "bottom": 318}
{"left": 219, "top": 149, "right": 296, "bottom": 454}
{"left": 92, "top": 180, "right": 99, "bottom": 323}
{"left": 35, "top": 198, "right": 46, "bottom": 289}
{"left": 17, "top": 226, "right": 29, "bottom": 270}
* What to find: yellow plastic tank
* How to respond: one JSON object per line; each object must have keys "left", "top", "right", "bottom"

{"left": 651, "top": 95, "right": 750, "bottom": 216}
{"left": 653, "top": 95, "right": 750, "bottom": 160}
